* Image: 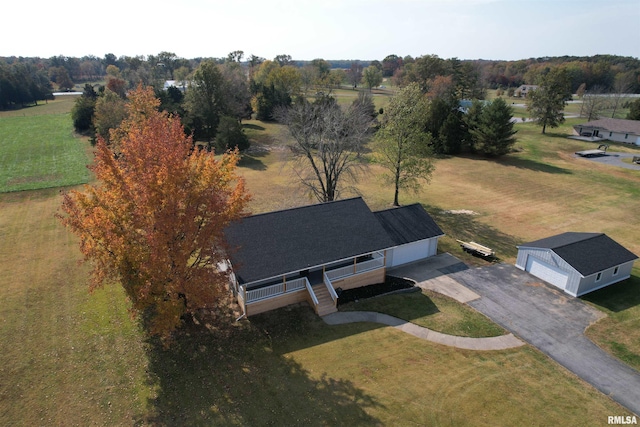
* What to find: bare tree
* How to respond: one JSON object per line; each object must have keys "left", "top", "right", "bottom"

{"left": 347, "top": 61, "right": 363, "bottom": 89}
{"left": 610, "top": 72, "right": 634, "bottom": 118}
{"left": 581, "top": 86, "right": 608, "bottom": 121}
{"left": 277, "top": 97, "right": 373, "bottom": 202}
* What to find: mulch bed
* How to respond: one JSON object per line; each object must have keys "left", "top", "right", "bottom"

{"left": 336, "top": 276, "right": 416, "bottom": 306}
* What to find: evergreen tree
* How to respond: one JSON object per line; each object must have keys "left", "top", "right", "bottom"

{"left": 71, "top": 84, "right": 98, "bottom": 133}
{"left": 469, "top": 98, "right": 517, "bottom": 156}
{"left": 215, "top": 116, "right": 250, "bottom": 152}
{"left": 627, "top": 98, "right": 640, "bottom": 121}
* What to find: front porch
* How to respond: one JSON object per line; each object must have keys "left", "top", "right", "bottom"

{"left": 238, "top": 251, "right": 386, "bottom": 316}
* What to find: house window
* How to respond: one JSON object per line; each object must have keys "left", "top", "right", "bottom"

{"left": 609, "top": 132, "right": 612, "bottom": 137}
{"left": 594, "top": 130, "right": 600, "bottom": 137}
{"left": 596, "top": 272, "right": 602, "bottom": 282}
{"left": 625, "top": 134, "right": 629, "bottom": 139}
{"left": 614, "top": 266, "right": 619, "bottom": 276}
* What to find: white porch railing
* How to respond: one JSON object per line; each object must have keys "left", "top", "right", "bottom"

{"left": 241, "top": 251, "right": 385, "bottom": 305}
{"left": 305, "top": 278, "right": 318, "bottom": 308}
{"left": 355, "top": 256, "right": 385, "bottom": 274}
{"left": 325, "top": 264, "right": 356, "bottom": 281}
{"left": 323, "top": 273, "right": 339, "bottom": 303}
{"left": 245, "top": 282, "right": 283, "bottom": 302}
{"left": 243, "top": 276, "right": 309, "bottom": 303}
{"left": 325, "top": 252, "right": 385, "bottom": 281}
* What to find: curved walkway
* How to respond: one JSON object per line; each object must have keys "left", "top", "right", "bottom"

{"left": 323, "top": 311, "right": 525, "bottom": 351}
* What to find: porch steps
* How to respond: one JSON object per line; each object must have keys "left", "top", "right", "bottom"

{"left": 313, "top": 285, "right": 337, "bottom": 316}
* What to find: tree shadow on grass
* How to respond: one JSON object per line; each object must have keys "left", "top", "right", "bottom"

{"left": 340, "top": 290, "right": 441, "bottom": 325}
{"left": 140, "top": 309, "right": 384, "bottom": 426}
{"left": 425, "top": 204, "right": 521, "bottom": 263}
{"left": 238, "top": 148, "right": 269, "bottom": 171}
{"left": 242, "top": 123, "right": 265, "bottom": 131}
{"left": 238, "top": 155, "right": 267, "bottom": 171}
{"left": 497, "top": 156, "right": 572, "bottom": 174}
{"left": 581, "top": 273, "right": 640, "bottom": 313}
{"left": 455, "top": 153, "right": 572, "bottom": 174}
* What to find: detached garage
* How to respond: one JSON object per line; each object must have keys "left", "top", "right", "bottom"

{"left": 374, "top": 204, "right": 444, "bottom": 268}
{"left": 516, "top": 232, "right": 638, "bottom": 297}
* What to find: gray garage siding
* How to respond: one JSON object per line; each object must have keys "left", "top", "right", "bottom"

{"left": 517, "top": 248, "right": 635, "bottom": 297}
{"left": 516, "top": 248, "right": 582, "bottom": 293}
{"left": 386, "top": 237, "right": 439, "bottom": 268}
{"left": 575, "top": 260, "right": 635, "bottom": 296}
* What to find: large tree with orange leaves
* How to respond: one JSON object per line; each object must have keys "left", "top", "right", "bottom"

{"left": 59, "top": 86, "right": 250, "bottom": 341}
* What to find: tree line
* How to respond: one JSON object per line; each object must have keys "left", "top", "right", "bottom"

{"left": 0, "top": 61, "right": 53, "bottom": 109}
{"left": 3, "top": 51, "right": 639, "bottom": 109}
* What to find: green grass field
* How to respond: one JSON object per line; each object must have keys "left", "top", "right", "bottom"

{"left": 340, "top": 289, "right": 506, "bottom": 338}
{"left": 1, "top": 93, "right": 639, "bottom": 425}
{"left": 0, "top": 97, "right": 91, "bottom": 192}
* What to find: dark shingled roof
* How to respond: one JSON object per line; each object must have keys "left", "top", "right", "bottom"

{"left": 374, "top": 204, "right": 444, "bottom": 245}
{"left": 576, "top": 118, "right": 640, "bottom": 136}
{"left": 224, "top": 198, "right": 396, "bottom": 286}
{"left": 519, "top": 232, "right": 638, "bottom": 277}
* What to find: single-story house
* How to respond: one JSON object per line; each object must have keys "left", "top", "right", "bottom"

{"left": 573, "top": 118, "right": 640, "bottom": 146}
{"left": 515, "top": 232, "right": 637, "bottom": 297}
{"left": 224, "top": 197, "right": 444, "bottom": 317}
{"left": 514, "top": 84, "right": 538, "bottom": 98}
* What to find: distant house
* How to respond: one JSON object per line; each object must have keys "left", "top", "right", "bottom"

{"left": 573, "top": 118, "right": 640, "bottom": 146}
{"left": 514, "top": 85, "right": 538, "bottom": 98}
{"left": 163, "top": 80, "right": 187, "bottom": 92}
{"left": 516, "top": 232, "right": 637, "bottom": 297}
{"left": 224, "top": 198, "right": 444, "bottom": 317}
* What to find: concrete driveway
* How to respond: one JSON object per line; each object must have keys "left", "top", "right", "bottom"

{"left": 450, "top": 263, "right": 640, "bottom": 416}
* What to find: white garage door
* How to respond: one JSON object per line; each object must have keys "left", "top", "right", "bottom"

{"left": 526, "top": 256, "right": 569, "bottom": 290}
{"left": 388, "top": 240, "right": 434, "bottom": 267}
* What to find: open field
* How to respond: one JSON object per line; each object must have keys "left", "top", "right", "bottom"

{"left": 0, "top": 189, "right": 150, "bottom": 425}
{"left": 0, "top": 191, "right": 631, "bottom": 425}
{"left": 241, "top": 118, "right": 640, "bottom": 261}
{"left": 1, "top": 95, "right": 639, "bottom": 424}
{"left": 0, "top": 96, "right": 90, "bottom": 192}
{"left": 0, "top": 95, "right": 79, "bottom": 118}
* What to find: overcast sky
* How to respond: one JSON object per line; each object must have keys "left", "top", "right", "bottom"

{"left": 4, "top": 0, "right": 639, "bottom": 61}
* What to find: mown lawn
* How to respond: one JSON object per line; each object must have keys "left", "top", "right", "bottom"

{"left": 0, "top": 190, "right": 631, "bottom": 425}
{"left": 340, "top": 289, "right": 506, "bottom": 338}
{"left": 583, "top": 269, "right": 640, "bottom": 371}
{"left": 1, "top": 95, "right": 639, "bottom": 425}
{"left": 0, "top": 107, "right": 91, "bottom": 192}
{"left": 0, "top": 189, "right": 150, "bottom": 425}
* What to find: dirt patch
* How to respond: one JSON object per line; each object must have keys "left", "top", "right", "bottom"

{"left": 443, "top": 209, "right": 479, "bottom": 215}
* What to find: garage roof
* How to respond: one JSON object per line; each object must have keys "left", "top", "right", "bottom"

{"left": 374, "top": 204, "right": 444, "bottom": 246}
{"left": 519, "top": 232, "right": 638, "bottom": 276}
{"left": 224, "top": 197, "right": 395, "bottom": 285}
